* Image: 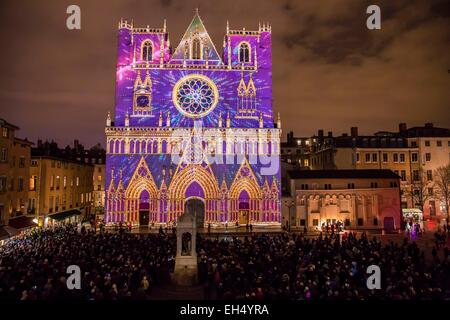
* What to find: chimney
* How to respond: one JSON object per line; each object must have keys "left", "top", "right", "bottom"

{"left": 399, "top": 123, "right": 407, "bottom": 132}
{"left": 350, "top": 127, "right": 358, "bottom": 137}
{"left": 425, "top": 123, "right": 433, "bottom": 128}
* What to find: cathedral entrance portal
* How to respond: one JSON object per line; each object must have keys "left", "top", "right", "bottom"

{"left": 238, "top": 190, "right": 250, "bottom": 226}
{"left": 139, "top": 190, "right": 150, "bottom": 226}
{"left": 184, "top": 198, "right": 205, "bottom": 228}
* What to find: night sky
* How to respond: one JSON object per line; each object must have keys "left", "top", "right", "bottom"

{"left": 0, "top": 0, "right": 449, "bottom": 148}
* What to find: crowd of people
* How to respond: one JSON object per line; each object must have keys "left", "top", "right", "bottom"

{"left": 0, "top": 224, "right": 175, "bottom": 300}
{"left": 197, "top": 232, "right": 450, "bottom": 300}
{"left": 0, "top": 224, "right": 449, "bottom": 300}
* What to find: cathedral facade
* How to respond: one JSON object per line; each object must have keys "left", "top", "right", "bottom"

{"left": 105, "top": 12, "right": 281, "bottom": 228}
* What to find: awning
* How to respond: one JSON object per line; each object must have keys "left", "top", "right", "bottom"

{"left": 402, "top": 208, "right": 423, "bottom": 219}
{"left": 8, "top": 216, "right": 37, "bottom": 230}
{"left": 49, "top": 210, "right": 82, "bottom": 221}
{"left": 0, "top": 225, "right": 19, "bottom": 240}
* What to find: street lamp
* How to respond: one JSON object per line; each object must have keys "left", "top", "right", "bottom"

{"left": 285, "top": 200, "right": 295, "bottom": 232}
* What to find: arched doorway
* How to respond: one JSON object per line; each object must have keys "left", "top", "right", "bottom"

{"left": 185, "top": 198, "right": 205, "bottom": 228}
{"left": 139, "top": 190, "right": 150, "bottom": 226}
{"left": 238, "top": 190, "right": 250, "bottom": 225}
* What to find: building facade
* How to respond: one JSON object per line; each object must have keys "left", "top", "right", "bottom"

{"left": 287, "top": 124, "right": 450, "bottom": 219}
{"left": 105, "top": 13, "right": 281, "bottom": 228}
{"left": 29, "top": 141, "right": 95, "bottom": 226}
{"left": 283, "top": 170, "right": 401, "bottom": 231}
{"left": 0, "top": 118, "right": 32, "bottom": 226}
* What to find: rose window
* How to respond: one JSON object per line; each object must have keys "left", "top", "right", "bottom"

{"left": 172, "top": 74, "right": 218, "bottom": 118}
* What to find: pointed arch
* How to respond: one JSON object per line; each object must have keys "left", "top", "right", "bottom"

{"left": 238, "top": 41, "right": 251, "bottom": 63}
{"left": 141, "top": 39, "right": 153, "bottom": 61}
{"left": 125, "top": 157, "right": 158, "bottom": 199}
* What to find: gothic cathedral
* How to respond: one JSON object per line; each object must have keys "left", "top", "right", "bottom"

{"left": 105, "top": 12, "right": 281, "bottom": 228}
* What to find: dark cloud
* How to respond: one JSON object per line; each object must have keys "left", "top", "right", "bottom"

{"left": 0, "top": 0, "right": 448, "bottom": 147}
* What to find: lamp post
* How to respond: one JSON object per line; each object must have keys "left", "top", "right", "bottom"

{"left": 285, "top": 200, "right": 295, "bottom": 232}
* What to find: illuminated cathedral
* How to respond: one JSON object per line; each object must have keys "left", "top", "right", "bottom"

{"left": 105, "top": 11, "right": 281, "bottom": 228}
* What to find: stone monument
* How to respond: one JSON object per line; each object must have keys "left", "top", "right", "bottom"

{"left": 171, "top": 208, "right": 197, "bottom": 286}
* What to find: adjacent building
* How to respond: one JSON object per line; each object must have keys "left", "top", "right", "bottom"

{"left": 29, "top": 140, "right": 95, "bottom": 226}
{"left": 282, "top": 169, "right": 401, "bottom": 231}
{"left": 0, "top": 118, "right": 33, "bottom": 229}
{"left": 281, "top": 123, "right": 450, "bottom": 220}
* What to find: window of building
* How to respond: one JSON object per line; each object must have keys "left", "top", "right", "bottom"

{"left": 238, "top": 42, "right": 250, "bottom": 63}
{"left": 347, "top": 183, "right": 355, "bottom": 189}
{"left": 373, "top": 218, "right": 378, "bottom": 226}
{"left": 345, "top": 219, "right": 350, "bottom": 226}
{"left": 192, "top": 38, "right": 201, "bottom": 59}
{"left": 448, "top": 140, "right": 450, "bottom": 147}
{"left": 312, "top": 219, "right": 319, "bottom": 226}
{"left": 30, "top": 160, "right": 38, "bottom": 167}
{"left": 29, "top": 175, "right": 37, "bottom": 191}
{"left": 412, "top": 152, "right": 418, "bottom": 162}
{"left": 410, "top": 141, "right": 417, "bottom": 147}
{"left": 357, "top": 218, "right": 363, "bottom": 226}
{"left": 356, "top": 152, "right": 360, "bottom": 162}
{"left": 17, "top": 177, "right": 23, "bottom": 192}
{"left": 300, "top": 219, "right": 306, "bottom": 226}
{"left": 393, "top": 153, "right": 398, "bottom": 162}
{"left": 427, "top": 170, "right": 432, "bottom": 181}
{"left": 400, "top": 153, "right": 405, "bottom": 163}
{"left": 76, "top": 177, "right": 79, "bottom": 186}
{"left": 0, "top": 177, "right": 7, "bottom": 193}
{"left": 63, "top": 176, "right": 67, "bottom": 188}
{"left": 97, "top": 175, "right": 102, "bottom": 182}
{"left": 412, "top": 170, "right": 419, "bottom": 182}
{"left": 370, "top": 182, "right": 379, "bottom": 188}
{"left": 49, "top": 196, "right": 54, "bottom": 212}
{"left": 425, "top": 140, "right": 430, "bottom": 147}
{"left": 56, "top": 176, "right": 60, "bottom": 189}
{"left": 19, "top": 156, "right": 25, "bottom": 168}
{"left": 2, "top": 127, "right": 8, "bottom": 138}
{"left": 428, "top": 187, "right": 433, "bottom": 195}
{"left": 365, "top": 153, "right": 371, "bottom": 163}
{"left": 142, "top": 40, "right": 153, "bottom": 61}
{"left": 1, "top": 148, "right": 7, "bottom": 162}
{"left": 425, "top": 153, "right": 431, "bottom": 161}
{"left": 372, "top": 153, "right": 378, "bottom": 162}
{"left": 437, "top": 140, "right": 442, "bottom": 147}
{"left": 382, "top": 153, "right": 388, "bottom": 163}
{"left": 50, "top": 175, "right": 54, "bottom": 189}
{"left": 400, "top": 170, "right": 406, "bottom": 181}
{"left": 324, "top": 184, "right": 331, "bottom": 190}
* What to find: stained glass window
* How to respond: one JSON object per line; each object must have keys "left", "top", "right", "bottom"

{"left": 173, "top": 74, "right": 218, "bottom": 118}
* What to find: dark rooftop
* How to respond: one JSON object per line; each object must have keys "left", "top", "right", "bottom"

{"left": 287, "top": 169, "right": 400, "bottom": 180}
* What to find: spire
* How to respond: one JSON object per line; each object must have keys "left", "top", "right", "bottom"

{"left": 226, "top": 111, "right": 231, "bottom": 128}
{"left": 218, "top": 111, "right": 222, "bottom": 128}
{"left": 277, "top": 112, "right": 281, "bottom": 129}
{"left": 163, "top": 19, "right": 167, "bottom": 32}
{"left": 106, "top": 111, "right": 111, "bottom": 127}
{"left": 226, "top": 20, "right": 229, "bottom": 34}
{"left": 159, "top": 111, "right": 163, "bottom": 127}
{"left": 259, "top": 112, "right": 263, "bottom": 128}
{"left": 166, "top": 111, "right": 171, "bottom": 127}
{"left": 125, "top": 111, "right": 129, "bottom": 127}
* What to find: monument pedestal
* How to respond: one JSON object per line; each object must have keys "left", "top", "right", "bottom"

{"left": 172, "top": 257, "right": 198, "bottom": 286}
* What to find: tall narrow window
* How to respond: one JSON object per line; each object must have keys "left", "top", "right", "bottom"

{"left": 192, "top": 38, "right": 201, "bottom": 59}
{"left": 142, "top": 40, "right": 153, "bottom": 61}
{"left": 239, "top": 43, "right": 250, "bottom": 63}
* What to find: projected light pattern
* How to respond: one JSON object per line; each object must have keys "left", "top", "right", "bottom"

{"left": 173, "top": 74, "right": 218, "bottom": 118}
{"left": 105, "top": 13, "right": 280, "bottom": 228}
